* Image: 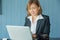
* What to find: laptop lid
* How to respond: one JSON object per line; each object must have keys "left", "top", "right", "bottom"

{"left": 6, "top": 25, "right": 32, "bottom": 40}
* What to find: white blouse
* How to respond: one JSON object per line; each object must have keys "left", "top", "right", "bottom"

{"left": 27, "top": 14, "right": 44, "bottom": 34}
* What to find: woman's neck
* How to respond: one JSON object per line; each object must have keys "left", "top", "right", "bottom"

{"left": 32, "top": 15, "right": 38, "bottom": 23}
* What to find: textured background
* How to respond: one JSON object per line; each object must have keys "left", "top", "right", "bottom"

{"left": 0, "top": 0, "right": 60, "bottom": 38}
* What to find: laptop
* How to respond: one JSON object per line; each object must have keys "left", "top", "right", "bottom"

{"left": 6, "top": 25, "right": 33, "bottom": 40}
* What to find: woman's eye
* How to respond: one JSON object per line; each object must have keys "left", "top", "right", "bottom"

{"left": 32, "top": 7, "right": 37, "bottom": 9}
{"left": 29, "top": 7, "right": 37, "bottom": 10}
{"left": 33, "top": 8, "right": 36, "bottom": 9}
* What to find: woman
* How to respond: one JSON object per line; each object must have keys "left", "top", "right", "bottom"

{"left": 24, "top": 0, "right": 50, "bottom": 40}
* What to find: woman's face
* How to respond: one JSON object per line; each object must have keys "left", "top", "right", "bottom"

{"left": 28, "top": 3, "right": 40, "bottom": 16}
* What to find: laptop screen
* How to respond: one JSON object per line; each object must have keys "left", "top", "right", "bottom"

{"left": 6, "top": 25, "right": 33, "bottom": 40}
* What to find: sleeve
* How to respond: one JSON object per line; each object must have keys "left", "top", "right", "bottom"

{"left": 37, "top": 16, "right": 50, "bottom": 39}
{"left": 43, "top": 16, "right": 50, "bottom": 35}
{"left": 40, "top": 16, "right": 50, "bottom": 39}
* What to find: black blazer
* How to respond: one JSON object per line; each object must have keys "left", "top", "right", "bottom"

{"left": 24, "top": 15, "right": 50, "bottom": 40}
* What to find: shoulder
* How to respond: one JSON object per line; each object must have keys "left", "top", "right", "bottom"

{"left": 42, "top": 14, "right": 50, "bottom": 20}
{"left": 25, "top": 16, "right": 30, "bottom": 21}
{"left": 25, "top": 16, "right": 29, "bottom": 20}
{"left": 42, "top": 14, "right": 50, "bottom": 24}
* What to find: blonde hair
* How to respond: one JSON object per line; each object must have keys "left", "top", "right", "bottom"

{"left": 26, "top": 0, "right": 42, "bottom": 16}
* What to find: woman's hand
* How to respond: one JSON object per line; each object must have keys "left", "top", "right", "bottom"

{"left": 32, "top": 34, "right": 37, "bottom": 39}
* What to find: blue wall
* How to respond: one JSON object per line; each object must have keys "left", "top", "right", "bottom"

{"left": 0, "top": 0, "right": 60, "bottom": 38}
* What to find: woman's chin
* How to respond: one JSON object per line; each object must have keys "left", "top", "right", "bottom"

{"left": 31, "top": 15, "right": 37, "bottom": 17}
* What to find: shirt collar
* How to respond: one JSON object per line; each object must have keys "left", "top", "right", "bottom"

{"left": 27, "top": 14, "right": 44, "bottom": 22}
